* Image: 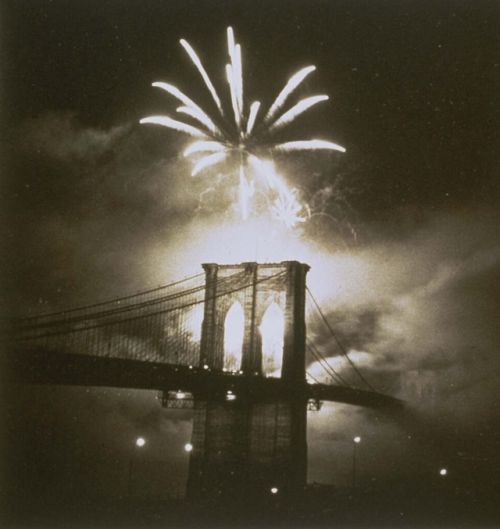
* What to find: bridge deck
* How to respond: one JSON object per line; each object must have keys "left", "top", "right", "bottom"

{"left": 4, "top": 349, "right": 404, "bottom": 411}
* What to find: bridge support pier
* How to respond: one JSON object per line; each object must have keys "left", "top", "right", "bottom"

{"left": 187, "top": 393, "right": 307, "bottom": 500}
{"left": 187, "top": 261, "right": 309, "bottom": 501}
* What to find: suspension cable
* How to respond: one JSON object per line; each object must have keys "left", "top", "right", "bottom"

{"left": 9, "top": 271, "right": 287, "bottom": 342}
{"left": 11, "top": 272, "right": 206, "bottom": 322}
{"left": 306, "top": 297, "right": 352, "bottom": 387}
{"left": 306, "top": 287, "right": 376, "bottom": 392}
{"left": 307, "top": 346, "right": 343, "bottom": 386}
{"left": 306, "top": 340, "right": 349, "bottom": 387}
{"left": 12, "top": 270, "right": 247, "bottom": 332}
{"left": 306, "top": 371, "right": 321, "bottom": 385}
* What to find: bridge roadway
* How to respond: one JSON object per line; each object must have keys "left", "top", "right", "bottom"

{"left": 3, "top": 348, "right": 404, "bottom": 411}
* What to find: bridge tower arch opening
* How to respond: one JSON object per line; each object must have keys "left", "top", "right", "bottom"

{"left": 188, "top": 261, "right": 310, "bottom": 500}
{"left": 260, "top": 301, "right": 284, "bottom": 377}
{"left": 223, "top": 301, "right": 245, "bottom": 371}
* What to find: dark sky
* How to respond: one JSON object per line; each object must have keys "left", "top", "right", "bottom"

{"left": 2, "top": 0, "right": 500, "bottom": 504}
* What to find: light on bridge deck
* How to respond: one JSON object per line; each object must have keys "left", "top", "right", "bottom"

{"left": 161, "top": 391, "right": 194, "bottom": 409}
{"left": 307, "top": 398, "right": 323, "bottom": 411}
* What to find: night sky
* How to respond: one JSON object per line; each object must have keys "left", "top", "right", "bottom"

{"left": 2, "top": 0, "right": 500, "bottom": 516}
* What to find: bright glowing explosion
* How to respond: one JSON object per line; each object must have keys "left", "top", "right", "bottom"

{"left": 141, "top": 27, "right": 345, "bottom": 228}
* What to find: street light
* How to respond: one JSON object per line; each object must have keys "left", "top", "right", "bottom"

{"left": 440, "top": 468, "right": 447, "bottom": 476}
{"left": 353, "top": 436, "right": 361, "bottom": 489}
{"left": 128, "top": 437, "right": 146, "bottom": 495}
{"left": 185, "top": 443, "right": 203, "bottom": 487}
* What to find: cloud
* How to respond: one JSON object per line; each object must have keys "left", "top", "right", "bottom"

{"left": 7, "top": 112, "right": 500, "bottom": 489}
{"left": 18, "top": 112, "right": 131, "bottom": 163}
{"left": 306, "top": 211, "right": 500, "bottom": 428}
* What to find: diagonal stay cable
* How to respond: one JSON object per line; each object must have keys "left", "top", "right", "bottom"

{"left": 306, "top": 287, "right": 376, "bottom": 392}
{"left": 306, "top": 340, "right": 349, "bottom": 387}
{"left": 306, "top": 371, "right": 321, "bottom": 385}
{"left": 306, "top": 296, "right": 351, "bottom": 387}
{"left": 307, "top": 345, "right": 344, "bottom": 386}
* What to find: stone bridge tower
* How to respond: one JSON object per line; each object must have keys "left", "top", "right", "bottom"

{"left": 187, "top": 261, "right": 310, "bottom": 501}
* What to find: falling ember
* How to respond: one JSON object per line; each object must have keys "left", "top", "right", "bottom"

{"left": 140, "top": 27, "right": 346, "bottom": 226}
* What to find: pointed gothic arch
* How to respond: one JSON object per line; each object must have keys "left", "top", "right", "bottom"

{"left": 260, "top": 302, "right": 284, "bottom": 377}
{"left": 223, "top": 301, "right": 244, "bottom": 371}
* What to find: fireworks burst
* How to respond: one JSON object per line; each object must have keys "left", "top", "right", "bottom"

{"left": 141, "top": 27, "right": 345, "bottom": 227}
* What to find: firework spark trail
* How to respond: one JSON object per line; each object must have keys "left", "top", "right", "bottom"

{"left": 273, "top": 191, "right": 307, "bottom": 228}
{"left": 179, "top": 39, "right": 224, "bottom": 116}
{"left": 267, "top": 96, "right": 330, "bottom": 133}
{"left": 184, "top": 141, "right": 227, "bottom": 157}
{"left": 248, "top": 156, "right": 278, "bottom": 190}
{"left": 274, "top": 140, "right": 346, "bottom": 153}
{"left": 140, "top": 116, "right": 208, "bottom": 138}
{"left": 140, "top": 27, "right": 346, "bottom": 227}
{"left": 176, "top": 106, "right": 220, "bottom": 135}
{"left": 235, "top": 44, "right": 243, "bottom": 112}
{"left": 226, "top": 64, "right": 241, "bottom": 129}
{"left": 239, "top": 165, "right": 254, "bottom": 220}
{"left": 246, "top": 101, "right": 260, "bottom": 135}
{"left": 263, "top": 65, "right": 316, "bottom": 124}
{"left": 248, "top": 155, "right": 307, "bottom": 227}
{"left": 192, "top": 152, "right": 227, "bottom": 177}
{"left": 151, "top": 83, "right": 207, "bottom": 120}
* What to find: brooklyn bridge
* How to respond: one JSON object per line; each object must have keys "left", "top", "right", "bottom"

{"left": 4, "top": 260, "right": 406, "bottom": 502}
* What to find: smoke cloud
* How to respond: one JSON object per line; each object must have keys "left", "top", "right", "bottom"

{"left": 5, "top": 110, "right": 500, "bottom": 492}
